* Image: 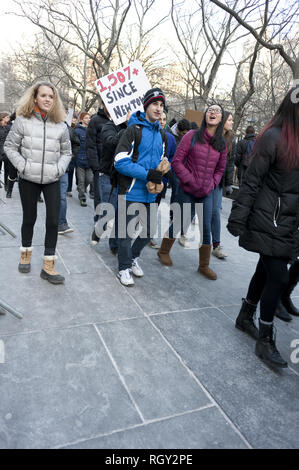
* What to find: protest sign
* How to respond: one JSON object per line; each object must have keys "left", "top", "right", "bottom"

{"left": 185, "top": 109, "right": 204, "bottom": 127}
{"left": 94, "top": 60, "right": 151, "bottom": 125}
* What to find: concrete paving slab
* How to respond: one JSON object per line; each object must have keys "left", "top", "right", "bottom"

{"left": 1, "top": 188, "right": 299, "bottom": 449}
{"left": 96, "top": 317, "right": 211, "bottom": 420}
{"left": 63, "top": 406, "right": 249, "bottom": 449}
{"left": 151, "top": 308, "right": 299, "bottom": 449}
{"left": 0, "top": 325, "right": 141, "bottom": 449}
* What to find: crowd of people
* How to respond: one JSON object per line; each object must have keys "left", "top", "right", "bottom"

{"left": 0, "top": 80, "right": 298, "bottom": 369}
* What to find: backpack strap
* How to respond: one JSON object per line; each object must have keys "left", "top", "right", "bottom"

{"left": 160, "top": 129, "right": 168, "bottom": 158}
{"left": 131, "top": 124, "right": 142, "bottom": 163}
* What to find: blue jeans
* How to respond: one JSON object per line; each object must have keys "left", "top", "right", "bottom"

{"left": 210, "top": 185, "right": 222, "bottom": 245}
{"left": 202, "top": 187, "right": 222, "bottom": 245}
{"left": 118, "top": 201, "right": 157, "bottom": 271}
{"left": 59, "top": 173, "right": 68, "bottom": 225}
{"left": 168, "top": 186, "right": 204, "bottom": 239}
{"left": 94, "top": 174, "right": 118, "bottom": 250}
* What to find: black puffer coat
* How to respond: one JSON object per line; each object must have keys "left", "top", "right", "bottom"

{"left": 101, "top": 120, "right": 126, "bottom": 175}
{"left": 220, "top": 139, "right": 236, "bottom": 188}
{"left": 0, "top": 124, "right": 11, "bottom": 161}
{"left": 227, "top": 127, "right": 299, "bottom": 261}
{"left": 86, "top": 108, "right": 110, "bottom": 172}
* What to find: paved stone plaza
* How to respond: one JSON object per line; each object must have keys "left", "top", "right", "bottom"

{"left": 0, "top": 183, "right": 298, "bottom": 449}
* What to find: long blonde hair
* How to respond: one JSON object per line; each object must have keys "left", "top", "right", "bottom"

{"left": 16, "top": 81, "right": 66, "bottom": 123}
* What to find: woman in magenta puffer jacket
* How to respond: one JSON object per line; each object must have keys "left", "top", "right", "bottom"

{"left": 158, "top": 104, "right": 227, "bottom": 278}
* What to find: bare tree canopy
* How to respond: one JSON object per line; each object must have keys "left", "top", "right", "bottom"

{"left": 1, "top": 0, "right": 297, "bottom": 130}
{"left": 210, "top": 0, "right": 299, "bottom": 78}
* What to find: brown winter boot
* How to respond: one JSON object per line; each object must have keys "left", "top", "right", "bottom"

{"left": 157, "top": 237, "right": 176, "bottom": 266}
{"left": 40, "top": 255, "right": 65, "bottom": 284}
{"left": 198, "top": 244, "right": 217, "bottom": 280}
{"left": 18, "top": 247, "right": 33, "bottom": 273}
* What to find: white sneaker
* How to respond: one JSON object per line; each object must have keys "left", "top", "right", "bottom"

{"left": 178, "top": 235, "right": 190, "bottom": 248}
{"left": 118, "top": 269, "right": 135, "bottom": 286}
{"left": 131, "top": 258, "right": 144, "bottom": 277}
{"left": 212, "top": 245, "right": 227, "bottom": 259}
{"left": 148, "top": 238, "right": 160, "bottom": 249}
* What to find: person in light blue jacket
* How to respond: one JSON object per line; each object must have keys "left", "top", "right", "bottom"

{"left": 113, "top": 88, "right": 167, "bottom": 286}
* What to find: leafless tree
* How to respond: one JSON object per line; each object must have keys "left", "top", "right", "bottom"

{"left": 210, "top": 0, "right": 299, "bottom": 79}
{"left": 117, "top": 0, "right": 169, "bottom": 67}
{"left": 9, "top": 0, "right": 172, "bottom": 111}
{"left": 11, "top": 0, "right": 132, "bottom": 75}
{"left": 170, "top": 0, "right": 251, "bottom": 110}
{"left": 0, "top": 33, "right": 74, "bottom": 110}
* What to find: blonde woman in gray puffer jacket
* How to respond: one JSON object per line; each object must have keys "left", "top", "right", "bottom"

{"left": 4, "top": 81, "right": 72, "bottom": 284}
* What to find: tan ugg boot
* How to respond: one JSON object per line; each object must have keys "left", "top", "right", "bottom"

{"left": 40, "top": 255, "right": 65, "bottom": 284}
{"left": 198, "top": 244, "right": 217, "bottom": 280}
{"left": 157, "top": 237, "right": 176, "bottom": 266}
{"left": 18, "top": 247, "right": 33, "bottom": 273}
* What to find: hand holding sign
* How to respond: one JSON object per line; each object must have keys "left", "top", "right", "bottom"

{"left": 94, "top": 60, "right": 151, "bottom": 125}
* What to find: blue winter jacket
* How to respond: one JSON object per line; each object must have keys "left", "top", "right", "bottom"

{"left": 165, "top": 131, "right": 176, "bottom": 163}
{"left": 114, "top": 111, "right": 164, "bottom": 203}
{"left": 75, "top": 124, "right": 89, "bottom": 169}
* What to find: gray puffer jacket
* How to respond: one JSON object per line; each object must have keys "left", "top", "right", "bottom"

{"left": 4, "top": 113, "right": 72, "bottom": 184}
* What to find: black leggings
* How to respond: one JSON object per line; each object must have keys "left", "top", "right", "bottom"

{"left": 19, "top": 178, "right": 60, "bottom": 256}
{"left": 246, "top": 255, "right": 289, "bottom": 323}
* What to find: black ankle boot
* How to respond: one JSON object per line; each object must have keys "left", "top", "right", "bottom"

{"left": 275, "top": 301, "right": 292, "bottom": 322}
{"left": 235, "top": 298, "right": 259, "bottom": 339}
{"left": 281, "top": 286, "right": 299, "bottom": 317}
{"left": 255, "top": 321, "right": 288, "bottom": 368}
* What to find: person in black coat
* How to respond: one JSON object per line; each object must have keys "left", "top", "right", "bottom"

{"left": 58, "top": 123, "right": 80, "bottom": 234}
{"left": 235, "top": 126, "right": 256, "bottom": 186}
{"left": 227, "top": 86, "right": 299, "bottom": 369}
{"left": 0, "top": 112, "right": 12, "bottom": 191}
{"left": 90, "top": 117, "right": 127, "bottom": 253}
{"left": 86, "top": 103, "right": 110, "bottom": 222}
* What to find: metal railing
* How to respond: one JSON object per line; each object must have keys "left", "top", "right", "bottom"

{"left": 0, "top": 217, "right": 23, "bottom": 320}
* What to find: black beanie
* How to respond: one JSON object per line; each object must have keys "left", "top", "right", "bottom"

{"left": 143, "top": 88, "right": 166, "bottom": 111}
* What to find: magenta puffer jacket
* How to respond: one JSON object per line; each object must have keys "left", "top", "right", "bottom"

{"left": 172, "top": 130, "right": 227, "bottom": 198}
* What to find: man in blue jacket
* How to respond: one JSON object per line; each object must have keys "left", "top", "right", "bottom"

{"left": 114, "top": 88, "right": 166, "bottom": 286}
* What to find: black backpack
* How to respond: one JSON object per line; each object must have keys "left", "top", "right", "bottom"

{"left": 110, "top": 124, "right": 168, "bottom": 195}
{"left": 243, "top": 139, "right": 255, "bottom": 167}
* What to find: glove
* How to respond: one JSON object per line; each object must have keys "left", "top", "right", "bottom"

{"left": 227, "top": 222, "right": 244, "bottom": 237}
{"left": 147, "top": 169, "right": 162, "bottom": 184}
{"left": 225, "top": 185, "right": 233, "bottom": 196}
